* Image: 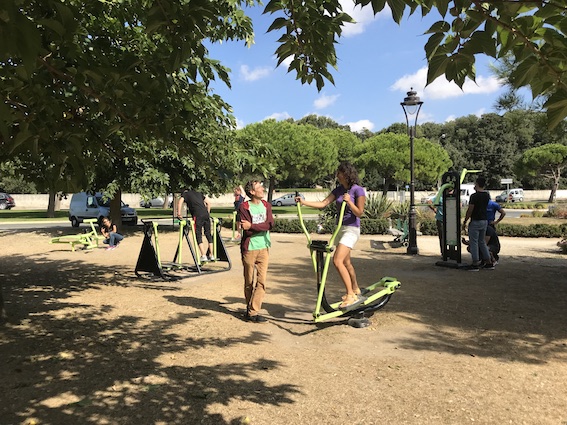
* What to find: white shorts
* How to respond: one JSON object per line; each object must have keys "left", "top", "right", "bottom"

{"left": 335, "top": 225, "right": 360, "bottom": 249}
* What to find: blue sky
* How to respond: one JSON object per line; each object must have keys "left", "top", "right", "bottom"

{"left": 206, "top": 3, "right": 507, "bottom": 132}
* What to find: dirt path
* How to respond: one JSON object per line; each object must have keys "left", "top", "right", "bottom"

{"left": 1, "top": 228, "right": 566, "bottom": 425}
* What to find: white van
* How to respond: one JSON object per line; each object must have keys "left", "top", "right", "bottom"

{"left": 460, "top": 184, "right": 476, "bottom": 206}
{"left": 69, "top": 192, "right": 138, "bottom": 227}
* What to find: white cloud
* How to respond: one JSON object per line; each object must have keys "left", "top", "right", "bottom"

{"left": 274, "top": 54, "right": 294, "bottom": 70}
{"left": 391, "top": 67, "right": 503, "bottom": 100}
{"left": 346, "top": 119, "right": 375, "bottom": 132}
{"left": 416, "top": 111, "right": 435, "bottom": 123}
{"left": 314, "top": 93, "right": 340, "bottom": 110}
{"left": 340, "top": 1, "right": 388, "bottom": 37}
{"left": 444, "top": 108, "right": 484, "bottom": 123}
{"left": 235, "top": 117, "right": 246, "bottom": 129}
{"left": 264, "top": 112, "right": 291, "bottom": 121}
{"left": 240, "top": 64, "right": 272, "bottom": 82}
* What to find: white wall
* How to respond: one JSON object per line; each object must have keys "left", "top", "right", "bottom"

{"left": 7, "top": 189, "right": 567, "bottom": 210}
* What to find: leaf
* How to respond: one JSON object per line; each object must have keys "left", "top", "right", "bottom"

{"left": 370, "top": 0, "right": 387, "bottom": 14}
{"left": 267, "top": 17, "right": 288, "bottom": 32}
{"left": 263, "top": 0, "right": 282, "bottom": 14}
{"left": 509, "top": 56, "right": 540, "bottom": 88}
{"left": 545, "top": 102, "right": 567, "bottom": 131}
{"left": 424, "top": 20, "right": 450, "bottom": 35}
{"left": 466, "top": 30, "right": 497, "bottom": 57}
{"left": 387, "top": 0, "right": 406, "bottom": 24}
{"left": 424, "top": 32, "right": 445, "bottom": 60}
{"left": 426, "top": 54, "right": 448, "bottom": 85}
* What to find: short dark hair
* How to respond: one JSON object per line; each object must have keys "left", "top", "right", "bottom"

{"left": 476, "top": 176, "right": 486, "bottom": 188}
{"left": 244, "top": 180, "right": 261, "bottom": 198}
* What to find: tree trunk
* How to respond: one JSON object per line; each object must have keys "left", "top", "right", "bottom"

{"left": 47, "top": 191, "right": 61, "bottom": 218}
{"left": 268, "top": 177, "right": 276, "bottom": 203}
{"left": 110, "top": 189, "right": 123, "bottom": 233}
{"left": 548, "top": 172, "right": 560, "bottom": 203}
{"left": 382, "top": 178, "right": 393, "bottom": 197}
{"left": 0, "top": 285, "right": 7, "bottom": 323}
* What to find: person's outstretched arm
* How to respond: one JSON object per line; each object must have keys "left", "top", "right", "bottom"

{"left": 177, "top": 197, "right": 184, "bottom": 218}
{"left": 297, "top": 192, "right": 335, "bottom": 209}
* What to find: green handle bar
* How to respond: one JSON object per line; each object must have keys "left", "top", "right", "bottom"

{"left": 432, "top": 182, "right": 455, "bottom": 206}
{"left": 296, "top": 194, "right": 347, "bottom": 246}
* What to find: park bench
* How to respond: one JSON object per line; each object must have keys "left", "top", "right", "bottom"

{"left": 50, "top": 218, "right": 104, "bottom": 252}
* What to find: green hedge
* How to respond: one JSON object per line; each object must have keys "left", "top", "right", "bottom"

{"left": 271, "top": 218, "right": 389, "bottom": 235}
{"left": 418, "top": 218, "right": 567, "bottom": 238}
{"left": 497, "top": 223, "right": 567, "bottom": 238}
{"left": 419, "top": 219, "right": 438, "bottom": 236}
{"left": 228, "top": 216, "right": 567, "bottom": 238}
{"left": 272, "top": 219, "right": 316, "bottom": 233}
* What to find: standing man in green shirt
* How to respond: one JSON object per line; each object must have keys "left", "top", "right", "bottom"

{"left": 237, "top": 180, "right": 274, "bottom": 323}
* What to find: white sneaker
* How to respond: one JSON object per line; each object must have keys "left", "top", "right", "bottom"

{"left": 200, "top": 255, "right": 208, "bottom": 262}
{"left": 208, "top": 255, "right": 215, "bottom": 262}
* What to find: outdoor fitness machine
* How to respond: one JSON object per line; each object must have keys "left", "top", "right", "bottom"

{"left": 296, "top": 198, "right": 400, "bottom": 326}
{"left": 435, "top": 168, "right": 481, "bottom": 269}
{"left": 134, "top": 217, "right": 231, "bottom": 280}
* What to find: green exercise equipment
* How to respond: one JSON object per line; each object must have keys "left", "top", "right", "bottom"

{"left": 296, "top": 198, "right": 400, "bottom": 324}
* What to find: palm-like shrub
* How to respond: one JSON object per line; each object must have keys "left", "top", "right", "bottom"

{"left": 390, "top": 200, "right": 410, "bottom": 219}
{"left": 364, "top": 192, "right": 394, "bottom": 219}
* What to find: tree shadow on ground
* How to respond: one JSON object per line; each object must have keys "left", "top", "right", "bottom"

{"left": 267, "top": 238, "right": 567, "bottom": 365}
{"left": 0, "top": 254, "right": 299, "bottom": 424}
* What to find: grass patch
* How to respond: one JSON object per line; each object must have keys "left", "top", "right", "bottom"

{"left": 0, "top": 206, "right": 321, "bottom": 223}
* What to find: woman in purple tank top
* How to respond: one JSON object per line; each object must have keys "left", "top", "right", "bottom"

{"left": 297, "top": 161, "right": 367, "bottom": 309}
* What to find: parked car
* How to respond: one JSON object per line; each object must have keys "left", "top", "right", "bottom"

{"left": 271, "top": 193, "right": 305, "bottom": 207}
{"left": 0, "top": 192, "right": 16, "bottom": 210}
{"left": 69, "top": 192, "right": 137, "bottom": 227}
{"left": 495, "top": 188, "right": 524, "bottom": 203}
{"left": 140, "top": 195, "right": 173, "bottom": 208}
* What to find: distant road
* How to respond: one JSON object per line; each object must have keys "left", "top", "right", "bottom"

{"left": 0, "top": 209, "right": 531, "bottom": 231}
{"left": 503, "top": 209, "right": 533, "bottom": 219}
{"left": 0, "top": 221, "right": 74, "bottom": 231}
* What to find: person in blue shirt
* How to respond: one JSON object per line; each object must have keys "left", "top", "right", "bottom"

{"left": 486, "top": 199, "right": 506, "bottom": 228}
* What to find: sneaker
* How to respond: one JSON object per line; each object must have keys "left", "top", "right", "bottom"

{"left": 199, "top": 255, "right": 208, "bottom": 262}
{"left": 464, "top": 264, "right": 480, "bottom": 271}
{"left": 247, "top": 314, "right": 267, "bottom": 323}
{"left": 483, "top": 263, "right": 495, "bottom": 270}
{"left": 208, "top": 255, "right": 215, "bottom": 262}
{"left": 106, "top": 246, "right": 115, "bottom": 251}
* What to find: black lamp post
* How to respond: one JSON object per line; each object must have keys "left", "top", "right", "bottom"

{"left": 401, "top": 88, "right": 423, "bottom": 255}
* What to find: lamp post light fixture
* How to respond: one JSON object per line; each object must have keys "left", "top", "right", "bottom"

{"left": 401, "top": 88, "right": 423, "bottom": 255}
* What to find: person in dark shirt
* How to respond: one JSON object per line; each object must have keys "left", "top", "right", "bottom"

{"left": 100, "top": 216, "right": 124, "bottom": 250}
{"left": 463, "top": 224, "right": 501, "bottom": 267}
{"left": 177, "top": 189, "right": 213, "bottom": 262}
{"left": 233, "top": 186, "right": 245, "bottom": 240}
{"left": 462, "top": 177, "right": 492, "bottom": 271}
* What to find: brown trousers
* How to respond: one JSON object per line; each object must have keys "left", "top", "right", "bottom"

{"left": 242, "top": 248, "right": 269, "bottom": 316}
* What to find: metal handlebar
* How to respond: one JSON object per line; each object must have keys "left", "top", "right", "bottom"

{"left": 296, "top": 194, "right": 347, "bottom": 246}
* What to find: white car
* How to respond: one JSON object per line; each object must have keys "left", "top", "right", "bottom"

{"left": 140, "top": 195, "right": 173, "bottom": 208}
{"left": 271, "top": 193, "right": 305, "bottom": 207}
{"left": 495, "top": 188, "right": 524, "bottom": 203}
